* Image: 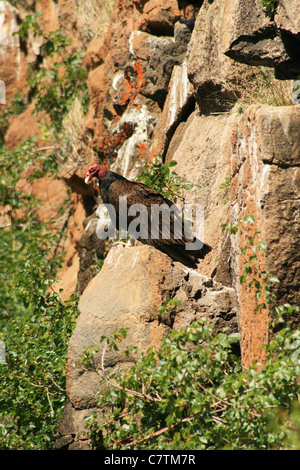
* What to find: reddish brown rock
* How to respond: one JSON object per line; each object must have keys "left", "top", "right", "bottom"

{"left": 4, "top": 103, "right": 48, "bottom": 148}
{"left": 0, "top": 2, "right": 28, "bottom": 102}
{"left": 84, "top": 37, "right": 110, "bottom": 70}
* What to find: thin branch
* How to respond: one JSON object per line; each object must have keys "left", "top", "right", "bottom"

{"left": 126, "top": 416, "right": 193, "bottom": 447}
{"left": 98, "top": 341, "right": 161, "bottom": 403}
{"left": 34, "top": 146, "right": 60, "bottom": 153}
{"left": 46, "top": 389, "right": 55, "bottom": 417}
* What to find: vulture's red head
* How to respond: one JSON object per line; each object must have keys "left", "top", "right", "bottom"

{"left": 85, "top": 164, "right": 107, "bottom": 184}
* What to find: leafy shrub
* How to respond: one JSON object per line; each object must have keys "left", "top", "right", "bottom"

{"left": 85, "top": 317, "right": 300, "bottom": 450}
{"left": 260, "top": 0, "right": 278, "bottom": 13}
{"left": 0, "top": 11, "right": 87, "bottom": 449}
{"left": 137, "top": 157, "right": 196, "bottom": 203}
{"left": 0, "top": 290, "right": 78, "bottom": 449}
{"left": 0, "top": 137, "right": 78, "bottom": 449}
{"left": 14, "top": 12, "right": 89, "bottom": 132}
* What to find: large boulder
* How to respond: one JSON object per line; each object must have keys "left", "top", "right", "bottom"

{"left": 186, "top": 0, "right": 298, "bottom": 113}
{"left": 129, "top": 22, "right": 192, "bottom": 107}
{"left": 163, "top": 101, "right": 300, "bottom": 367}
{"left": 223, "top": 0, "right": 300, "bottom": 79}
{"left": 186, "top": 0, "right": 253, "bottom": 113}
{"left": 57, "top": 244, "right": 237, "bottom": 448}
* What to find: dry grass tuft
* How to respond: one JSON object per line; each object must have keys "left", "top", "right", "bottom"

{"left": 59, "top": 97, "right": 93, "bottom": 176}
{"left": 232, "top": 66, "right": 293, "bottom": 113}
{"left": 75, "top": 0, "right": 116, "bottom": 44}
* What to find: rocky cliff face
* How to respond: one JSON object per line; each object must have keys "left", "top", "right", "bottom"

{"left": 1, "top": 0, "right": 299, "bottom": 450}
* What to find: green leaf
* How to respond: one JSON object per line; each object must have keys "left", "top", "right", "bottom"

{"left": 244, "top": 215, "right": 255, "bottom": 224}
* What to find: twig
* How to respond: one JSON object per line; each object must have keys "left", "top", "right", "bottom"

{"left": 99, "top": 341, "right": 161, "bottom": 403}
{"left": 0, "top": 223, "right": 12, "bottom": 228}
{"left": 46, "top": 389, "right": 55, "bottom": 417}
{"left": 126, "top": 416, "right": 193, "bottom": 447}
{"left": 34, "top": 146, "right": 60, "bottom": 153}
{"left": 51, "top": 377, "right": 65, "bottom": 392}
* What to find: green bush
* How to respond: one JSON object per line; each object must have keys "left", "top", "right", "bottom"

{"left": 14, "top": 11, "right": 89, "bottom": 132}
{"left": 137, "top": 157, "right": 196, "bottom": 203}
{"left": 0, "top": 137, "right": 78, "bottom": 449}
{"left": 260, "top": 0, "right": 278, "bottom": 13}
{"left": 0, "top": 12, "right": 86, "bottom": 449}
{"left": 86, "top": 317, "right": 300, "bottom": 450}
{"left": 0, "top": 291, "right": 78, "bottom": 449}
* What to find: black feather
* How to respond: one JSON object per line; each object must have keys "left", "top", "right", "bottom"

{"left": 89, "top": 167, "right": 212, "bottom": 268}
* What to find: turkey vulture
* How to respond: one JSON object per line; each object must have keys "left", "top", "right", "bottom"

{"left": 85, "top": 164, "right": 212, "bottom": 268}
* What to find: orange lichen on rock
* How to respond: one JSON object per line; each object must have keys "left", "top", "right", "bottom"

{"left": 118, "top": 69, "right": 136, "bottom": 107}
{"left": 115, "top": 60, "right": 146, "bottom": 111}
{"left": 133, "top": 59, "right": 146, "bottom": 93}
{"left": 138, "top": 142, "right": 147, "bottom": 158}
{"left": 97, "top": 123, "right": 134, "bottom": 163}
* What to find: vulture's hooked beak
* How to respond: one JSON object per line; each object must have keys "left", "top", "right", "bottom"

{"left": 84, "top": 173, "right": 91, "bottom": 184}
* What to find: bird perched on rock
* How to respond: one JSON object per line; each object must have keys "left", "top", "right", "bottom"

{"left": 85, "top": 163, "right": 212, "bottom": 268}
